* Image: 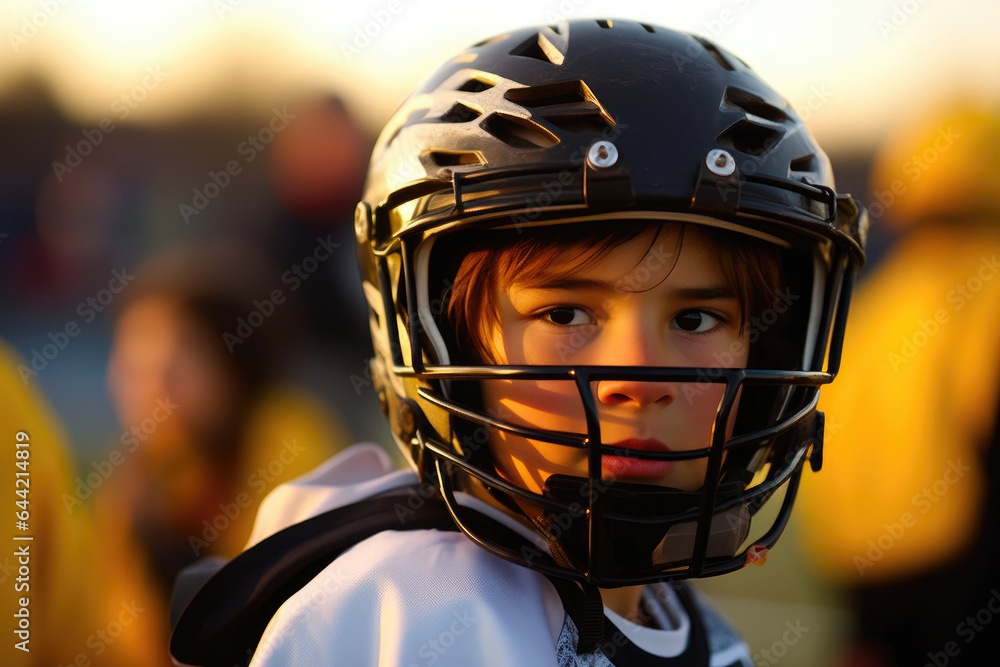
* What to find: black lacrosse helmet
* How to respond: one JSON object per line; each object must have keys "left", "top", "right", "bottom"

{"left": 355, "top": 18, "right": 867, "bottom": 587}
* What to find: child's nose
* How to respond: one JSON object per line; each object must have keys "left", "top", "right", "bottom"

{"left": 596, "top": 378, "right": 675, "bottom": 408}
{"left": 590, "top": 319, "right": 680, "bottom": 407}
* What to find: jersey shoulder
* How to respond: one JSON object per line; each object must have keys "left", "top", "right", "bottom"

{"left": 251, "top": 527, "right": 565, "bottom": 666}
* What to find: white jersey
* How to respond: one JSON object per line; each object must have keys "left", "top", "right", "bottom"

{"left": 245, "top": 443, "right": 752, "bottom": 667}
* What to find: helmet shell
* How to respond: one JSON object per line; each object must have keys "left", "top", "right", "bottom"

{"left": 354, "top": 18, "right": 868, "bottom": 586}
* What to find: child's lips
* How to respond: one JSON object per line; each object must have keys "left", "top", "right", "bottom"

{"left": 601, "top": 438, "right": 677, "bottom": 479}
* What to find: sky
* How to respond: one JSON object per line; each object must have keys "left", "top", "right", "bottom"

{"left": 1, "top": 0, "right": 999, "bottom": 151}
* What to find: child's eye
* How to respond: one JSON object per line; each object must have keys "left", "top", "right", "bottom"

{"left": 542, "top": 307, "right": 593, "bottom": 327}
{"left": 672, "top": 310, "right": 722, "bottom": 334}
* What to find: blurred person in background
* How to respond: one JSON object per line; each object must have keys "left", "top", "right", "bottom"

{"left": 95, "top": 241, "right": 350, "bottom": 657}
{"left": 1, "top": 337, "right": 162, "bottom": 667}
{"left": 798, "top": 105, "right": 1000, "bottom": 665}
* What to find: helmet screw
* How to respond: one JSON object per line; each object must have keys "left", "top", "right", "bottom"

{"left": 397, "top": 402, "right": 416, "bottom": 438}
{"left": 706, "top": 149, "right": 736, "bottom": 176}
{"left": 587, "top": 140, "right": 619, "bottom": 168}
{"left": 354, "top": 201, "right": 371, "bottom": 242}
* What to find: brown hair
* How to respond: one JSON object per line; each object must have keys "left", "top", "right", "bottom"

{"left": 443, "top": 221, "right": 788, "bottom": 366}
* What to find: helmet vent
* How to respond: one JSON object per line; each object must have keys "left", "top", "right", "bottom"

{"left": 456, "top": 77, "right": 495, "bottom": 93}
{"left": 790, "top": 154, "right": 818, "bottom": 174}
{"left": 694, "top": 36, "right": 735, "bottom": 71}
{"left": 596, "top": 19, "right": 613, "bottom": 29}
{"left": 509, "top": 31, "right": 566, "bottom": 66}
{"left": 640, "top": 23, "right": 656, "bottom": 33}
{"left": 545, "top": 114, "right": 612, "bottom": 135}
{"left": 439, "top": 102, "right": 482, "bottom": 123}
{"left": 506, "top": 81, "right": 591, "bottom": 107}
{"left": 716, "top": 119, "right": 783, "bottom": 156}
{"left": 426, "top": 151, "right": 486, "bottom": 167}
{"left": 724, "top": 87, "right": 790, "bottom": 124}
{"left": 481, "top": 112, "right": 559, "bottom": 149}
{"left": 505, "top": 81, "right": 615, "bottom": 134}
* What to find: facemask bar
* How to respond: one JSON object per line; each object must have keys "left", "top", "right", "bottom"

{"left": 421, "top": 362, "right": 825, "bottom": 585}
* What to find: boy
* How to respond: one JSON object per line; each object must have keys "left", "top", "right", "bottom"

{"left": 171, "top": 18, "right": 867, "bottom": 666}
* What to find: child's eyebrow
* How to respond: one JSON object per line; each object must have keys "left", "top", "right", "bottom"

{"left": 516, "top": 277, "right": 614, "bottom": 291}
{"left": 515, "top": 279, "right": 737, "bottom": 300}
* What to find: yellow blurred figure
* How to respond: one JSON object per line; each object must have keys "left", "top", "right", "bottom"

{"left": 799, "top": 105, "right": 1000, "bottom": 665}
{"left": 0, "top": 338, "right": 164, "bottom": 667}
{"left": 90, "top": 243, "right": 350, "bottom": 661}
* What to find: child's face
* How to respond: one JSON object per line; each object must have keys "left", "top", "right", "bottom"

{"left": 479, "top": 225, "right": 748, "bottom": 493}
{"left": 107, "top": 296, "right": 240, "bottom": 450}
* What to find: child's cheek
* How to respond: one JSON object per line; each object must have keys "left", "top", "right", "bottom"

{"left": 481, "top": 379, "right": 591, "bottom": 493}
{"left": 481, "top": 379, "right": 587, "bottom": 433}
{"left": 520, "top": 326, "right": 600, "bottom": 366}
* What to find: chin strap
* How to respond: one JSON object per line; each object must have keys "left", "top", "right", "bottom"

{"left": 577, "top": 582, "right": 606, "bottom": 654}
{"left": 543, "top": 576, "right": 605, "bottom": 654}
{"left": 493, "top": 493, "right": 605, "bottom": 654}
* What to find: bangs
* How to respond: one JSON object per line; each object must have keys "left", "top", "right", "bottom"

{"left": 446, "top": 222, "right": 654, "bottom": 363}
{"left": 443, "top": 220, "right": 787, "bottom": 365}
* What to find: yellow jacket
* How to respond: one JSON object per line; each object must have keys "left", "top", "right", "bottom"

{"left": 798, "top": 226, "right": 1000, "bottom": 584}
{"left": 0, "top": 338, "right": 162, "bottom": 667}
